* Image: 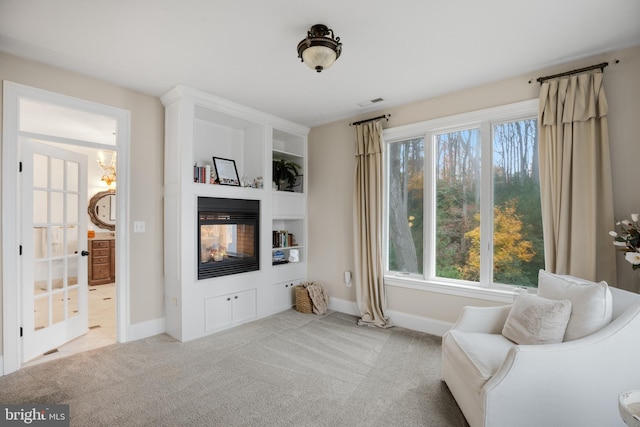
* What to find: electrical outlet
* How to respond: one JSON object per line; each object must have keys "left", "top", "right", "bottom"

{"left": 133, "top": 221, "right": 146, "bottom": 233}
{"left": 344, "top": 271, "right": 352, "bottom": 287}
{"left": 171, "top": 297, "right": 178, "bottom": 307}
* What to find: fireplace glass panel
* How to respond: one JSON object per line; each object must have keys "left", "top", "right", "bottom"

{"left": 200, "top": 224, "right": 256, "bottom": 263}
{"left": 197, "top": 197, "right": 260, "bottom": 280}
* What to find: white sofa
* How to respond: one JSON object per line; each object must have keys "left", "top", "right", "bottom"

{"left": 442, "top": 285, "right": 640, "bottom": 427}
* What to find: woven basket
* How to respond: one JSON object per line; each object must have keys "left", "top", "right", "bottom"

{"left": 295, "top": 284, "right": 313, "bottom": 314}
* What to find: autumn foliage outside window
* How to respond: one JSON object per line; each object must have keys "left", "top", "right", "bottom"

{"left": 387, "top": 117, "right": 544, "bottom": 288}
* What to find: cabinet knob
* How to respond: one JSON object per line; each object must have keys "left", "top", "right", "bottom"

{"left": 234, "top": 295, "right": 238, "bottom": 299}
{"left": 227, "top": 297, "right": 231, "bottom": 301}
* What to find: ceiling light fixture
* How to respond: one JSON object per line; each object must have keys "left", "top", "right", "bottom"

{"left": 297, "top": 24, "right": 342, "bottom": 73}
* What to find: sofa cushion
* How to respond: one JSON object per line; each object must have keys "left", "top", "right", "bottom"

{"left": 502, "top": 292, "right": 572, "bottom": 345}
{"left": 538, "top": 270, "right": 613, "bottom": 341}
{"left": 443, "top": 330, "right": 515, "bottom": 393}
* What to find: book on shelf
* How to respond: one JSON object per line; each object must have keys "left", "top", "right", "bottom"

{"left": 193, "top": 164, "right": 212, "bottom": 184}
{"left": 272, "top": 230, "right": 295, "bottom": 248}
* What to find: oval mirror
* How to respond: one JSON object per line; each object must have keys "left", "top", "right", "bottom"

{"left": 88, "top": 190, "right": 116, "bottom": 231}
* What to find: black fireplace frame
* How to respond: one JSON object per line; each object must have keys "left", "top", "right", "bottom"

{"left": 197, "top": 197, "right": 260, "bottom": 280}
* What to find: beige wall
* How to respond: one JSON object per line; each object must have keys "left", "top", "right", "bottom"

{"left": 308, "top": 45, "right": 640, "bottom": 323}
{"left": 0, "top": 52, "right": 165, "bottom": 348}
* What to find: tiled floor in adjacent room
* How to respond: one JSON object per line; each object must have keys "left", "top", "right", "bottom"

{"left": 25, "top": 283, "right": 116, "bottom": 367}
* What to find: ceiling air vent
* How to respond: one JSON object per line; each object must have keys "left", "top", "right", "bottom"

{"left": 358, "top": 98, "right": 384, "bottom": 107}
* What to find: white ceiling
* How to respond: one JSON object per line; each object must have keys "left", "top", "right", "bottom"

{"left": 1, "top": 0, "right": 639, "bottom": 128}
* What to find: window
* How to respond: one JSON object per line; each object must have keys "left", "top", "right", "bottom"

{"left": 385, "top": 100, "right": 544, "bottom": 289}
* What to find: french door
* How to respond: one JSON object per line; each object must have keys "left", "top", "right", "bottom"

{"left": 21, "top": 139, "right": 89, "bottom": 362}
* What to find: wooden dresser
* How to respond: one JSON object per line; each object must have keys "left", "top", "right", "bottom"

{"left": 88, "top": 238, "right": 116, "bottom": 285}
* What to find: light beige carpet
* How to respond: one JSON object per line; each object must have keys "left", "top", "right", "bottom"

{"left": 0, "top": 310, "right": 468, "bottom": 427}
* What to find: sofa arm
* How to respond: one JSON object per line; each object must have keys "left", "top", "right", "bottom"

{"left": 482, "top": 305, "right": 640, "bottom": 427}
{"left": 450, "top": 304, "right": 512, "bottom": 334}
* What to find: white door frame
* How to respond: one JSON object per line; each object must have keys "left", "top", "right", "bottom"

{"left": 2, "top": 81, "right": 131, "bottom": 375}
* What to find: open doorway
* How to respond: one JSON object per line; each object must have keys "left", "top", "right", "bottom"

{"left": 2, "top": 82, "right": 131, "bottom": 374}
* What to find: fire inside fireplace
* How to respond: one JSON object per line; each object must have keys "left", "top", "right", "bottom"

{"left": 198, "top": 197, "right": 260, "bottom": 279}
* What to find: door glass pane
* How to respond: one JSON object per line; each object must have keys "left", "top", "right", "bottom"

{"left": 435, "top": 128, "right": 481, "bottom": 281}
{"left": 34, "top": 261, "right": 48, "bottom": 295}
{"left": 33, "top": 153, "right": 48, "bottom": 188}
{"left": 34, "top": 228, "right": 48, "bottom": 259}
{"left": 34, "top": 259, "right": 49, "bottom": 290}
{"left": 492, "top": 119, "right": 544, "bottom": 287}
{"left": 51, "top": 226, "right": 65, "bottom": 257}
{"left": 50, "top": 158, "right": 64, "bottom": 190}
{"left": 68, "top": 287, "right": 78, "bottom": 319}
{"left": 51, "top": 192, "right": 64, "bottom": 223}
{"left": 66, "top": 226, "right": 78, "bottom": 255}
{"left": 52, "top": 290, "right": 65, "bottom": 324}
{"left": 51, "top": 259, "right": 64, "bottom": 289}
{"left": 67, "top": 161, "right": 79, "bottom": 191}
{"left": 387, "top": 138, "right": 424, "bottom": 274}
{"left": 33, "top": 191, "right": 48, "bottom": 223}
{"left": 68, "top": 257, "right": 78, "bottom": 286}
{"left": 67, "top": 193, "right": 78, "bottom": 223}
{"left": 34, "top": 296, "right": 49, "bottom": 330}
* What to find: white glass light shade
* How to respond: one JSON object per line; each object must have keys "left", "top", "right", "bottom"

{"left": 302, "top": 45, "right": 337, "bottom": 72}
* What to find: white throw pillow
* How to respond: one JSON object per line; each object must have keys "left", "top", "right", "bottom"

{"left": 538, "top": 270, "right": 613, "bottom": 341}
{"left": 502, "top": 293, "right": 572, "bottom": 345}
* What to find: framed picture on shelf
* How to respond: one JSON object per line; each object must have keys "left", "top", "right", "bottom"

{"left": 212, "top": 157, "right": 240, "bottom": 186}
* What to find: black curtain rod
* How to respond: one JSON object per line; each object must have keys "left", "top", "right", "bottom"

{"left": 349, "top": 114, "right": 390, "bottom": 126}
{"left": 532, "top": 60, "right": 619, "bottom": 84}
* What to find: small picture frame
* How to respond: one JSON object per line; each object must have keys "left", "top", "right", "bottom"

{"left": 212, "top": 157, "right": 240, "bottom": 186}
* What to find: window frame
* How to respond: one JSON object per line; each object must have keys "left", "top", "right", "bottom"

{"left": 383, "top": 99, "right": 539, "bottom": 301}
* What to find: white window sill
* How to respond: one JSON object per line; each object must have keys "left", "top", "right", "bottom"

{"left": 384, "top": 274, "right": 520, "bottom": 304}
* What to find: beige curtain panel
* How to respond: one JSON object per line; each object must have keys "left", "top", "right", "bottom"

{"left": 353, "top": 120, "right": 392, "bottom": 328}
{"left": 538, "top": 70, "right": 616, "bottom": 284}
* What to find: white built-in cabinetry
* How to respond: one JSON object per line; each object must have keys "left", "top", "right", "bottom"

{"left": 161, "top": 86, "right": 308, "bottom": 342}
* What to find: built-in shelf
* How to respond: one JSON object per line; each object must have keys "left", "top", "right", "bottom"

{"left": 161, "top": 85, "right": 308, "bottom": 342}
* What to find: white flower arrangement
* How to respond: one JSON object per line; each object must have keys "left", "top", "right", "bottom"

{"left": 610, "top": 213, "right": 640, "bottom": 270}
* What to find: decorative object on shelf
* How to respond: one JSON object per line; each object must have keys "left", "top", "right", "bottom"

{"left": 609, "top": 213, "right": 640, "bottom": 269}
{"left": 272, "top": 250, "right": 287, "bottom": 265}
{"left": 272, "top": 159, "right": 301, "bottom": 191}
{"left": 97, "top": 151, "right": 116, "bottom": 188}
{"left": 619, "top": 390, "right": 640, "bottom": 427}
{"left": 297, "top": 24, "right": 342, "bottom": 73}
{"left": 288, "top": 249, "right": 299, "bottom": 263}
{"left": 212, "top": 157, "right": 240, "bottom": 186}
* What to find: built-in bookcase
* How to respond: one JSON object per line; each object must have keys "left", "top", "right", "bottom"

{"left": 161, "top": 85, "right": 308, "bottom": 342}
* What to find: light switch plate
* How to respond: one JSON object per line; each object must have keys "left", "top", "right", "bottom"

{"left": 133, "top": 221, "right": 146, "bottom": 233}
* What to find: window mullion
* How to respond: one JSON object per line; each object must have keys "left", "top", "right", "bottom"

{"left": 479, "top": 121, "right": 493, "bottom": 287}
{"left": 424, "top": 131, "right": 435, "bottom": 280}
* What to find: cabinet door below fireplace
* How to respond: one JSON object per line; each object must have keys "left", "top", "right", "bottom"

{"left": 205, "top": 289, "right": 256, "bottom": 332}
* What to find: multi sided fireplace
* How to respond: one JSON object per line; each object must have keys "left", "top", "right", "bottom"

{"left": 198, "top": 197, "right": 260, "bottom": 280}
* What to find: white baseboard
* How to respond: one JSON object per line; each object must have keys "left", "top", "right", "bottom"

{"left": 328, "top": 297, "right": 360, "bottom": 316}
{"left": 127, "top": 317, "right": 166, "bottom": 341}
{"left": 328, "top": 297, "right": 452, "bottom": 337}
{"left": 386, "top": 309, "right": 452, "bottom": 337}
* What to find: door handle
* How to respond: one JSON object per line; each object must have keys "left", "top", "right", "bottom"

{"left": 81, "top": 250, "right": 90, "bottom": 256}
